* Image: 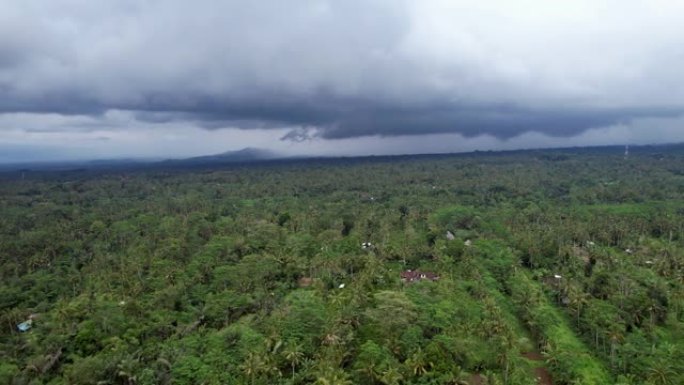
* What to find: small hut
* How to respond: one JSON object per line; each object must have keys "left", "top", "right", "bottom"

{"left": 401, "top": 269, "right": 440, "bottom": 283}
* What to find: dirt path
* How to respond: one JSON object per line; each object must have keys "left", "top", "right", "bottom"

{"left": 522, "top": 351, "right": 553, "bottom": 385}
{"left": 468, "top": 373, "right": 483, "bottom": 385}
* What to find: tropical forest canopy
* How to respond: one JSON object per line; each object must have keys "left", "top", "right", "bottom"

{"left": 1, "top": 146, "right": 683, "bottom": 384}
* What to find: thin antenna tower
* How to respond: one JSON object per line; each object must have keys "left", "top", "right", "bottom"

{"left": 624, "top": 144, "right": 629, "bottom": 159}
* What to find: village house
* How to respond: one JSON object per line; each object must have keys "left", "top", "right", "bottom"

{"left": 400, "top": 269, "right": 440, "bottom": 283}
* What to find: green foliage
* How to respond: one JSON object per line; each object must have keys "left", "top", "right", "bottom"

{"left": 353, "top": 340, "right": 398, "bottom": 382}
{"left": 509, "top": 271, "right": 611, "bottom": 384}
{"left": 431, "top": 205, "right": 480, "bottom": 231}
{"left": 0, "top": 363, "right": 19, "bottom": 385}
{"left": 277, "top": 290, "right": 326, "bottom": 353}
{"left": 1, "top": 148, "right": 683, "bottom": 384}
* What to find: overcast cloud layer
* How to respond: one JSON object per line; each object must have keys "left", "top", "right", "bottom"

{"left": 2, "top": 0, "right": 684, "bottom": 162}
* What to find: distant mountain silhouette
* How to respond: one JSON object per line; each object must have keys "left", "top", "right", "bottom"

{"left": 164, "top": 147, "right": 279, "bottom": 165}
{"left": 3, "top": 142, "right": 684, "bottom": 173}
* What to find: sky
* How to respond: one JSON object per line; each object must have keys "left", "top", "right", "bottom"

{"left": 2, "top": 0, "right": 684, "bottom": 163}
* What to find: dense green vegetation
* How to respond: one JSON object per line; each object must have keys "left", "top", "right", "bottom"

{"left": 1, "top": 148, "right": 683, "bottom": 384}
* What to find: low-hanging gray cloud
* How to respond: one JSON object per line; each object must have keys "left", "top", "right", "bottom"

{"left": 2, "top": 0, "right": 684, "bottom": 142}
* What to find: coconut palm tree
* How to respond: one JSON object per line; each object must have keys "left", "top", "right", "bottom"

{"left": 282, "top": 342, "right": 305, "bottom": 381}
{"left": 405, "top": 348, "right": 431, "bottom": 377}
{"left": 379, "top": 366, "right": 403, "bottom": 385}
{"left": 567, "top": 284, "right": 590, "bottom": 328}
{"left": 443, "top": 365, "right": 470, "bottom": 385}
{"left": 606, "top": 328, "right": 624, "bottom": 370}
{"left": 647, "top": 362, "right": 677, "bottom": 385}
{"left": 314, "top": 367, "right": 352, "bottom": 385}
{"left": 240, "top": 352, "right": 266, "bottom": 385}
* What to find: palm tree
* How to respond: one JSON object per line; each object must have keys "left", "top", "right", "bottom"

{"left": 379, "top": 366, "right": 403, "bottom": 385}
{"left": 606, "top": 328, "right": 624, "bottom": 370}
{"left": 647, "top": 362, "right": 677, "bottom": 385}
{"left": 484, "top": 370, "right": 503, "bottom": 385}
{"left": 282, "top": 342, "right": 305, "bottom": 381}
{"left": 240, "top": 352, "right": 266, "bottom": 385}
{"left": 614, "top": 374, "right": 638, "bottom": 385}
{"left": 356, "top": 360, "right": 380, "bottom": 382}
{"left": 116, "top": 357, "right": 139, "bottom": 385}
{"left": 314, "top": 367, "right": 353, "bottom": 385}
{"left": 567, "top": 284, "right": 590, "bottom": 328}
{"left": 444, "top": 365, "right": 470, "bottom": 385}
{"left": 495, "top": 343, "right": 512, "bottom": 385}
{"left": 261, "top": 355, "right": 282, "bottom": 381}
{"left": 405, "top": 348, "right": 431, "bottom": 377}
{"left": 541, "top": 342, "right": 560, "bottom": 372}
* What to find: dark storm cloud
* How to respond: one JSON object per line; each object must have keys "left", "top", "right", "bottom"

{"left": 310, "top": 106, "right": 684, "bottom": 140}
{"left": 131, "top": 95, "right": 683, "bottom": 140}
{"left": 2, "top": 0, "right": 684, "bottom": 141}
